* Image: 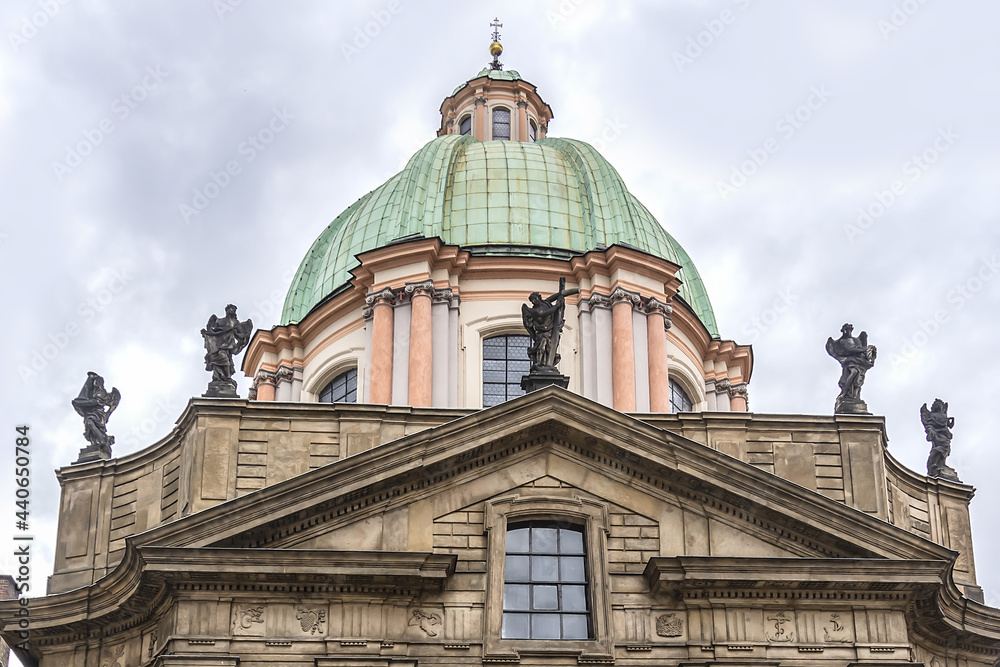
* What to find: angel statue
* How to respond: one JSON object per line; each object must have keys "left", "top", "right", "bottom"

{"left": 921, "top": 399, "right": 960, "bottom": 482}
{"left": 72, "top": 371, "right": 120, "bottom": 463}
{"left": 201, "top": 304, "right": 253, "bottom": 397}
{"left": 825, "top": 323, "right": 877, "bottom": 414}
{"left": 521, "top": 277, "right": 579, "bottom": 373}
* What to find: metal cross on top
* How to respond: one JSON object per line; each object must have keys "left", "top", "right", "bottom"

{"left": 490, "top": 17, "right": 502, "bottom": 43}
{"left": 488, "top": 18, "right": 504, "bottom": 70}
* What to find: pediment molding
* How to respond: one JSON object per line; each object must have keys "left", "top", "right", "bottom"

{"left": 134, "top": 388, "right": 954, "bottom": 567}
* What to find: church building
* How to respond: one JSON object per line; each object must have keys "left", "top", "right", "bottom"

{"left": 2, "top": 37, "right": 998, "bottom": 667}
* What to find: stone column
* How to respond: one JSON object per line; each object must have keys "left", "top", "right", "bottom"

{"left": 646, "top": 299, "right": 673, "bottom": 413}
{"left": 729, "top": 382, "right": 749, "bottom": 412}
{"left": 611, "top": 288, "right": 638, "bottom": 412}
{"left": 368, "top": 288, "right": 396, "bottom": 404}
{"left": 517, "top": 99, "right": 529, "bottom": 141}
{"left": 251, "top": 369, "right": 277, "bottom": 402}
{"left": 475, "top": 96, "right": 487, "bottom": 140}
{"left": 407, "top": 281, "right": 434, "bottom": 407}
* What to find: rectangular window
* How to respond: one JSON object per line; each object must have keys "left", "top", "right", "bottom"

{"left": 483, "top": 335, "right": 529, "bottom": 407}
{"left": 502, "top": 522, "right": 591, "bottom": 640}
{"left": 492, "top": 108, "right": 511, "bottom": 140}
{"left": 460, "top": 115, "right": 472, "bottom": 135}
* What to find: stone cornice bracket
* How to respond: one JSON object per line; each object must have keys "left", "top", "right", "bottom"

{"left": 474, "top": 96, "right": 487, "bottom": 106}
{"left": 610, "top": 287, "right": 642, "bottom": 308}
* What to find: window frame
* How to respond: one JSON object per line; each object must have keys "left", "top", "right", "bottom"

{"left": 491, "top": 106, "right": 511, "bottom": 141}
{"left": 318, "top": 367, "right": 358, "bottom": 404}
{"left": 669, "top": 377, "right": 693, "bottom": 413}
{"left": 459, "top": 114, "right": 472, "bottom": 136}
{"left": 482, "top": 334, "right": 530, "bottom": 408}
{"left": 529, "top": 119, "right": 537, "bottom": 142}
{"left": 484, "top": 494, "right": 613, "bottom": 660}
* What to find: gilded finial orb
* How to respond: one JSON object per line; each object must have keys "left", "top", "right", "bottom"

{"left": 489, "top": 41, "right": 503, "bottom": 57}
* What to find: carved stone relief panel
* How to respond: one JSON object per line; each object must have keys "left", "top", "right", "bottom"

{"left": 765, "top": 611, "right": 795, "bottom": 643}
{"left": 655, "top": 612, "right": 684, "bottom": 638}
{"left": 232, "top": 603, "right": 265, "bottom": 636}
{"left": 296, "top": 606, "right": 327, "bottom": 635}
{"left": 408, "top": 609, "right": 443, "bottom": 637}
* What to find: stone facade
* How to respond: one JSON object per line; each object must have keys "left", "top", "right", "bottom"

{"left": 3, "top": 388, "right": 997, "bottom": 666}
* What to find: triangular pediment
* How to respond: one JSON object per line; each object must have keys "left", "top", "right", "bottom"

{"left": 135, "top": 387, "right": 953, "bottom": 566}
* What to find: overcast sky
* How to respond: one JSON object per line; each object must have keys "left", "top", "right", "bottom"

{"left": 2, "top": 0, "right": 999, "bottom": 638}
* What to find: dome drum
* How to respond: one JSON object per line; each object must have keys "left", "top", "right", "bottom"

{"left": 243, "top": 236, "right": 751, "bottom": 414}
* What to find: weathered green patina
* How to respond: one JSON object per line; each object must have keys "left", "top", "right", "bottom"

{"left": 282, "top": 135, "right": 718, "bottom": 337}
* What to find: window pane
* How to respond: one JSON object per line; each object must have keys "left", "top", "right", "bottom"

{"left": 562, "top": 614, "right": 589, "bottom": 639}
{"left": 319, "top": 369, "right": 357, "bottom": 404}
{"left": 561, "top": 556, "right": 586, "bottom": 582}
{"left": 532, "top": 556, "right": 559, "bottom": 582}
{"left": 560, "top": 528, "right": 584, "bottom": 554}
{"left": 532, "top": 527, "right": 558, "bottom": 553}
{"left": 505, "top": 555, "right": 529, "bottom": 581}
{"left": 507, "top": 527, "right": 529, "bottom": 553}
{"left": 670, "top": 378, "right": 693, "bottom": 413}
{"left": 482, "top": 335, "right": 530, "bottom": 407}
{"left": 493, "top": 108, "right": 511, "bottom": 140}
{"left": 504, "top": 584, "right": 530, "bottom": 610}
{"left": 460, "top": 116, "right": 472, "bottom": 135}
{"left": 563, "top": 585, "right": 587, "bottom": 611}
{"left": 502, "top": 613, "right": 529, "bottom": 639}
{"left": 533, "top": 585, "right": 558, "bottom": 610}
{"left": 531, "top": 614, "right": 560, "bottom": 639}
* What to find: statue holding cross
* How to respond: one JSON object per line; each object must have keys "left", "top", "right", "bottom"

{"left": 521, "top": 277, "right": 579, "bottom": 383}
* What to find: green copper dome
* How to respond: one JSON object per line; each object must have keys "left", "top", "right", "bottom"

{"left": 282, "top": 135, "right": 719, "bottom": 336}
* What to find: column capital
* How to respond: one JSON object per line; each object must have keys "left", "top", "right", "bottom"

{"left": 275, "top": 366, "right": 295, "bottom": 384}
{"left": 728, "top": 382, "right": 749, "bottom": 410}
{"left": 474, "top": 95, "right": 487, "bottom": 106}
{"left": 249, "top": 369, "right": 277, "bottom": 401}
{"left": 366, "top": 287, "right": 398, "bottom": 307}
{"left": 404, "top": 279, "right": 435, "bottom": 299}
{"left": 610, "top": 287, "right": 642, "bottom": 307}
{"left": 516, "top": 99, "right": 529, "bottom": 108}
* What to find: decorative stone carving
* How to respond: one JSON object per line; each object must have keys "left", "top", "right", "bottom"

{"left": 72, "top": 371, "right": 120, "bottom": 463}
{"left": 645, "top": 297, "right": 673, "bottom": 329}
{"left": 765, "top": 611, "right": 794, "bottom": 642}
{"left": 826, "top": 323, "right": 877, "bottom": 414}
{"left": 404, "top": 280, "right": 435, "bottom": 300}
{"left": 148, "top": 628, "right": 158, "bottom": 658}
{"left": 408, "top": 609, "right": 442, "bottom": 636}
{"left": 921, "top": 399, "right": 960, "bottom": 482}
{"left": 823, "top": 612, "right": 851, "bottom": 642}
{"left": 249, "top": 368, "right": 277, "bottom": 401}
{"left": 655, "top": 612, "right": 683, "bottom": 637}
{"left": 233, "top": 604, "right": 264, "bottom": 633}
{"left": 610, "top": 287, "right": 641, "bottom": 307}
{"left": 103, "top": 644, "right": 124, "bottom": 667}
{"left": 474, "top": 96, "right": 487, "bottom": 106}
{"left": 202, "top": 304, "right": 253, "bottom": 398}
{"left": 365, "top": 287, "right": 398, "bottom": 307}
{"left": 516, "top": 99, "right": 529, "bottom": 108}
{"left": 296, "top": 606, "right": 327, "bottom": 635}
{"left": 275, "top": 366, "right": 295, "bottom": 385}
